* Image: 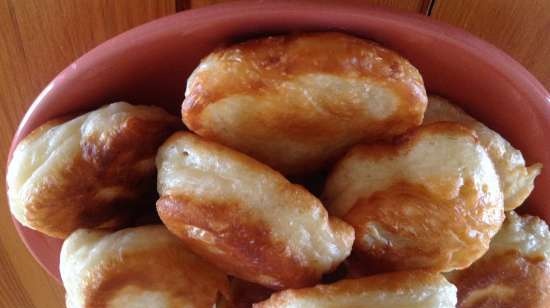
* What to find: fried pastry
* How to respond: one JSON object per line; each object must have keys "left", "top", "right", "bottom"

{"left": 448, "top": 211, "right": 550, "bottom": 308}
{"left": 254, "top": 271, "right": 457, "bottom": 308}
{"left": 7, "top": 102, "right": 179, "bottom": 238}
{"left": 182, "top": 32, "right": 427, "bottom": 175}
{"left": 156, "top": 132, "right": 354, "bottom": 289}
{"left": 323, "top": 122, "right": 505, "bottom": 272}
{"left": 60, "top": 225, "right": 230, "bottom": 308}
{"left": 423, "top": 95, "right": 542, "bottom": 211}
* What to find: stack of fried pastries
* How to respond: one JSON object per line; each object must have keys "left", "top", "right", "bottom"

{"left": 7, "top": 32, "right": 544, "bottom": 308}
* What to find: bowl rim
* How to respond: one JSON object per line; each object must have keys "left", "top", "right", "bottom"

{"left": 6, "top": 0, "right": 550, "bottom": 283}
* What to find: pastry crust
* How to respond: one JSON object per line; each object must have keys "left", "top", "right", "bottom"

{"left": 448, "top": 212, "right": 550, "bottom": 308}
{"left": 7, "top": 102, "right": 179, "bottom": 238}
{"left": 182, "top": 32, "right": 427, "bottom": 175}
{"left": 254, "top": 271, "right": 457, "bottom": 308}
{"left": 323, "top": 123, "right": 504, "bottom": 272}
{"left": 60, "top": 225, "right": 230, "bottom": 308}
{"left": 156, "top": 132, "right": 354, "bottom": 289}
{"left": 423, "top": 95, "right": 542, "bottom": 211}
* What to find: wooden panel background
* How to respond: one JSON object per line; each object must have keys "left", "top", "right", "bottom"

{"left": 187, "top": 0, "right": 429, "bottom": 12}
{"left": 430, "top": 0, "right": 550, "bottom": 91}
{"left": 0, "top": 1, "right": 175, "bottom": 307}
{"left": 0, "top": 0, "right": 547, "bottom": 307}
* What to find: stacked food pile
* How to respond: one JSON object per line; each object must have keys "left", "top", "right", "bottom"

{"left": 7, "top": 33, "right": 545, "bottom": 308}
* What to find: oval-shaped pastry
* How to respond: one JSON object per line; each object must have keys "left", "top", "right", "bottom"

{"left": 7, "top": 102, "right": 179, "bottom": 238}
{"left": 323, "top": 122, "right": 505, "bottom": 272}
{"left": 60, "top": 225, "right": 230, "bottom": 308}
{"left": 156, "top": 132, "right": 354, "bottom": 289}
{"left": 448, "top": 211, "right": 550, "bottom": 308}
{"left": 182, "top": 32, "right": 427, "bottom": 175}
{"left": 423, "top": 95, "right": 542, "bottom": 211}
{"left": 254, "top": 271, "right": 457, "bottom": 308}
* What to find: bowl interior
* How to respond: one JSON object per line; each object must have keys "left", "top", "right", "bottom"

{"left": 7, "top": 1, "right": 550, "bottom": 282}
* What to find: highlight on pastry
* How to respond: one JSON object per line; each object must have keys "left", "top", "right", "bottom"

{"left": 323, "top": 122, "right": 505, "bottom": 272}
{"left": 7, "top": 102, "right": 179, "bottom": 238}
{"left": 182, "top": 32, "right": 427, "bottom": 176}
{"left": 156, "top": 132, "right": 354, "bottom": 289}
{"left": 423, "top": 95, "right": 542, "bottom": 211}
{"left": 60, "top": 225, "right": 230, "bottom": 308}
{"left": 447, "top": 211, "right": 550, "bottom": 308}
{"left": 254, "top": 270, "right": 457, "bottom": 308}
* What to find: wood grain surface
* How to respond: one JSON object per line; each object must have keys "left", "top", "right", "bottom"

{"left": 186, "top": 0, "right": 431, "bottom": 12}
{"left": 0, "top": 1, "right": 547, "bottom": 307}
{"left": 0, "top": 1, "right": 174, "bottom": 307}
{"left": 431, "top": 0, "right": 550, "bottom": 90}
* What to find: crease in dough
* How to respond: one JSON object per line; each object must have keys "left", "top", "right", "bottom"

{"left": 183, "top": 32, "right": 427, "bottom": 175}
{"left": 60, "top": 225, "right": 230, "bottom": 308}
{"left": 254, "top": 271, "right": 457, "bottom": 308}
{"left": 7, "top": 102, "right": 179, "bottom": 238}
{"left": 423, "top": 95, "right": 542, "bottom": 211}
{"left": 447, "top": 211, "right": 550, "bottom": 308}
{"left": 323, "top": 123, "right": 504, "bottom": 272}
{"left": 156, "top": 132, "right": 354, "bottom": 289}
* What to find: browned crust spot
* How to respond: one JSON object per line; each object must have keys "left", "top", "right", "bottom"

{"left": 157, "top": 195, "right": 320, "bottom": 289}
{"left": 341, "top": 122, "right": 479, "bottom": 161}
{"left": 336, "top": 123, "right": 504, "bottom": 272}
{"left": 254, "top": 270, "right": 444, "bottom": 307}
{"left": 83, "top": 244, "right": 230, "bottom": 308}
{"left": 345, "top": 179, "right": 497, "bottom": 272}
{"left": 450, "top": 251, "right": 550, "bottom": 308}
{"left": 24, "top": 115, "right": 179, "bottom": 238}
{"left": 181, "top": 32, "right": 427, "bottom": 175}
{"left": 183, "top": 32, "right": 425, "bottom": 127}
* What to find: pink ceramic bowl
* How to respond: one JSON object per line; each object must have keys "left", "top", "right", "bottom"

{"left": 7, "top": 0, "right": 550, "bottom": 282}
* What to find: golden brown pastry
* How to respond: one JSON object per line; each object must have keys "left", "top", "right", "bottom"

{"left": 448, "top": 211, "right": 550, "bottom": 308}
{"left": 423, "top": 95, "right": 542, "bottom": 211}
{"left": 60, "top": 225, "right": 230, "bottom": 308}
{"left": 182, "top": 32, "right": 427, "bottom": 175}
{"left": 156, "top": 132, "right": 354, "bottom": 289}
{"left": 7, "top": 102, "right": 179, "bottom": 238}
{"left": 323, "top": 123, "right": 505, "bottom": 272}
{"left": 254, "top": 271, "right": 457, "bottom": 308}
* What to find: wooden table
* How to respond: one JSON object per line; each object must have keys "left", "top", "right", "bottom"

{"left": 0, "top": 1, "right": 548, "bottom": 307}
